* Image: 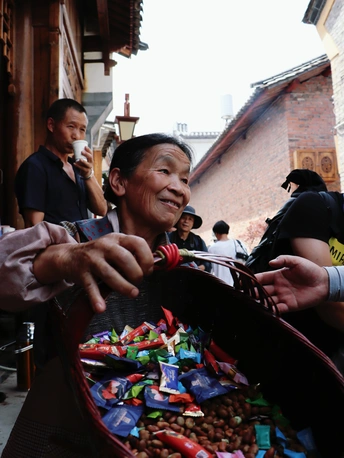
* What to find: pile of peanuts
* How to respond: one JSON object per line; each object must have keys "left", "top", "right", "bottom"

{"left": 119, "top": 386, "right": 309, "bottom": 458}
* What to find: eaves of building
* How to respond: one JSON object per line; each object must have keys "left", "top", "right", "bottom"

{"left": 83, "top": 0, "right": 147, "bottom": 74}
{"left": 302, "top": 0, "right": 327, "bottom": 24}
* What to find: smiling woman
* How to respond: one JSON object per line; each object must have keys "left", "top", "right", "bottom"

{"left": 104, "top": 134, "right": 193, "bottom": 246}
{"left": 2, "top": 132, "right": 195, "bottom": 458}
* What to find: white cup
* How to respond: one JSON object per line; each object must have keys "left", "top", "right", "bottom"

{"left": 72, "top": 140, "right": 88, "bottom": 162}
{"left": 0, "top": 225, "right": 14, "bottom": 236}
{"left": 3, "top": 226, "right": 15, "bottom": 233}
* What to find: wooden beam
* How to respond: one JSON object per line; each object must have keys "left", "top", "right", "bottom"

{"left": 96, "top": 0, "right": 110, "bottom": 73}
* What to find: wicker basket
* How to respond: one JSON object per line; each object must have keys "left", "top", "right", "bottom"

{"left": 52, "top": 266, "right": 344, "bottom": 457}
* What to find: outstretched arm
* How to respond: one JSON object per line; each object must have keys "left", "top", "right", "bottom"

{"left": 255, "top": 255, "right": 329, "bottom": 313}
{"left": 256, "top": 254, "right": 344, "bottom": 332}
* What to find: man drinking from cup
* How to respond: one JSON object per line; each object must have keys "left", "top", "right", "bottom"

{"left": 15, "top": 98, "right": 107, "bottom": 228}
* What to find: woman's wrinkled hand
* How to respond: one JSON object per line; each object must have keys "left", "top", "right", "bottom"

{"left": 33, "top": 233, "right": 154, "bottom": 314}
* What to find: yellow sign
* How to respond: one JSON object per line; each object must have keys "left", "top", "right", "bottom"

{"left": 329, "top": 237, "right": 344, "bottom": 266}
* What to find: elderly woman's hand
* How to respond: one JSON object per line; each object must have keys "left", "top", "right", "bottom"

{"left": 33, "top": 233, "right": 155, "bottom": 313}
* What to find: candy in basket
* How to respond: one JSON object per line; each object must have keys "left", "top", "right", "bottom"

{"left": 51, "top": 245, "right": 344, "bottom": 457}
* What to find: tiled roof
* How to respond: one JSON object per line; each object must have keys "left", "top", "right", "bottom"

{"left": 251, "top": 54, "right": 329, "bottom": 88}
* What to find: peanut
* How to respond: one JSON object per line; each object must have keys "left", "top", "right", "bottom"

{"left": 151, "top": 439, "right": 164, "bottom": 448}
{"left": 185, "top": 417, "right": 195, "bottom": 429}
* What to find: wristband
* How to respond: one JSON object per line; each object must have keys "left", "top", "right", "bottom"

{"left": 82, "top": 169, "right": 94, "bottom": 180}
{"left": 324, "top": 266, "right": 344, "bottom": 302}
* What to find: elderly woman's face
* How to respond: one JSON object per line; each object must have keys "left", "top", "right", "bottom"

{"left": 118, "top": 143, "right": 191, "bottom": 235}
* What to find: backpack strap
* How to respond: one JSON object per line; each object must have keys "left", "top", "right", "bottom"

{"left": 235, "top": 239, "right": 249, "bottom": 261}
{"left": 265, "top": 197, "right": 296, "bottom": 225}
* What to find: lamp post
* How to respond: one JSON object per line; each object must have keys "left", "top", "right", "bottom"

{"left": 114, "top": 94, "right": 140, "bottom": 143}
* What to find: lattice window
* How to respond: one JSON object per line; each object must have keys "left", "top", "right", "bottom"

{"left": 0, "top": 0, "right": 14, "bottom": 87}
{"left": 61, "top": 6, "right": 83, "bottom": 101}
{"left": 293, "top": 149, "right": 338, "bottom": 182}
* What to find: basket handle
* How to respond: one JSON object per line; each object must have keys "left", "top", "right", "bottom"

{"left": 154, "top": 244, "right": 278, "bottom": 314}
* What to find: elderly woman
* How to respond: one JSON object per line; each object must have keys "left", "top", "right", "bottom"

{"left": 2, "top": 133, "right": 193, "bottom": 457}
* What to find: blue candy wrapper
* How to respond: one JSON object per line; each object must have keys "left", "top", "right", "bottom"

{"left": 144, "top": 385, "right": 183, "bottom": 412}
{"left": 90, "top": 373, "right": 133, "bottom": 409}
{"left": 159, "top": 361, "right": 180, "bottom": 394}
{"left": 178, "top": 367, "right": 228, "bottom": 403}
{"left": 102, "top": 404, "right": 144, "bottom": 437}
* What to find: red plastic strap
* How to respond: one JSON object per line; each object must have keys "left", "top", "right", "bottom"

{"left": 157, "top": 243, "right": 183, "bottom": 270}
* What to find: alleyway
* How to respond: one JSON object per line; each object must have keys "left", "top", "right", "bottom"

{"left": 0, "top": 371, "right": 27, "bottom": 454}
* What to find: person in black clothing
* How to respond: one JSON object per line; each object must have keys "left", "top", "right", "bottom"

{"left": 273, "top": 188, "right": 344, "bottom": 374}
{"left": 15, "top": 98, "right": 107, "bottom": 227}
{"left": 280, "top": 168, "right": 328, "bottom": 196}
{"left": 247, "top": 169, "right": 344, "bottom": 373}
{"left": 168, "top": 205, "right": 211, "bottom": 272}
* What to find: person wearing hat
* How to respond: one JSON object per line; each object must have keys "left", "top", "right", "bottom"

{"left": 281, "top": 168, "right": 327, "bottom": 195}
{"left": 168, "top": 205, "right": 211, "bottom": 272}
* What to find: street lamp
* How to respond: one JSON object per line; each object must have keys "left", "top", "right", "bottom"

{"left": 115, "top": 94, "right": 140, "bottom": 143}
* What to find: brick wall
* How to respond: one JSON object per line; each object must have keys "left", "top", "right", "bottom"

{"left": 190, "top": 74, "right": 337, "bottom": 250}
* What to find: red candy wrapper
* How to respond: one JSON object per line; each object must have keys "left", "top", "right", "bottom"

{"left": 209, "top": 339, "right": 237, "bottom": 365}
{"left": 154, "top": 430, "right": 212, "bottom": 457}
{"left": 183, "top": 402, "right": 204, "bottom": 417}
{"left": 119, "top": 321, "right": 156, "bottom": 345}
{"left": 203, "top": 348, "right": 221, "bottom": 375}
{"left": 79, "top": 343, "right": 123, "bottom": 359}
{"left": 169, "top": 393, "right": 194, "bottom": 404}
{"left": 126, "top": 373, "right": 145, "bottom": 384}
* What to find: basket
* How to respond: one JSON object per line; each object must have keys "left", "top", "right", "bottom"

{"left": 51, "top": 265, "right": 344, "bottom": 457}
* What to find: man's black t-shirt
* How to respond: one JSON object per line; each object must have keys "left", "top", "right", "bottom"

{"left": 15, "top": 146, "right": 89, "bottom": 225}
{"left": 277, "top": 191, "right": 344, "bottom": 250}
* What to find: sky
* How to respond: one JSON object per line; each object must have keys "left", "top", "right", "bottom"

{"left": 109, "top": 0, "right": 326, "bottom": 136}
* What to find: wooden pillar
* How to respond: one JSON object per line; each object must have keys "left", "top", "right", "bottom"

{"left": 93, "top": 147, "right": 103, "bottom": 188}
{"left": 10, "top": 0, "right": 35, "bottom": 228}
{"left": 32, "top": 0, "right": 61, "bottom": 150}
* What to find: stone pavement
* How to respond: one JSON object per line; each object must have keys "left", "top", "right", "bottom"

{"left": 0, "top": 370, "right": 27, "bottom": 455}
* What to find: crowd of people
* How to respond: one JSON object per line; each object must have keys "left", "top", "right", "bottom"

{"left": 0, "top": 97, "right": 344, "bottom": 455}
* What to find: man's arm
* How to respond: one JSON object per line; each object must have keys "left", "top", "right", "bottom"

{"left": 83, "top": 174, "right": 108, "bottom": 216}
{"left": 73, "top": 146, "right": 107, "bottom": 216}
{"left": 22, "top": 208, "right": 45, "bottom": 228}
